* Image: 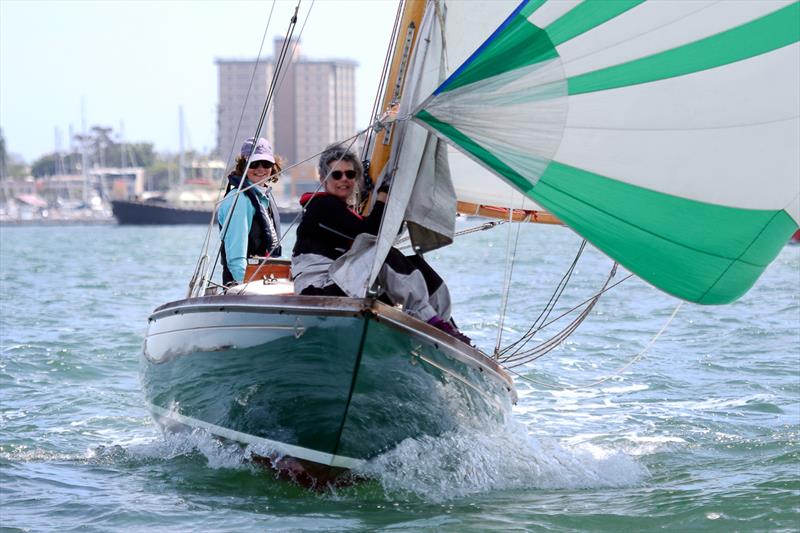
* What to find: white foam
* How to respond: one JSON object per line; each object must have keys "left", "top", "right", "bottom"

{"left": 358, "top": 419, "right": 647, "bottom": 502}
{"left": 90, "top": 428, "right": 252, "bottom": 470}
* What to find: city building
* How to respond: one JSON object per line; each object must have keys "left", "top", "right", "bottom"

{"left": 216, "top": 39, "right": 357, "bottom": 199}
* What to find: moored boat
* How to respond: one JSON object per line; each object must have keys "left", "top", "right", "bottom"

{"left": 112, "top": 197, "right": 301, "bottom": 225}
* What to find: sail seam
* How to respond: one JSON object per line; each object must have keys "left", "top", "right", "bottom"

{"left": 697, "top": 210, "right": 787, "bottom": 303}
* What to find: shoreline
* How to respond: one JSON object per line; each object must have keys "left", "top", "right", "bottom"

{"left": 1, "top": 217, "right": 116, "bottom": 227}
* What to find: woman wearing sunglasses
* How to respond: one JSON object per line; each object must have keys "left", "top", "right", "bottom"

{"left": 217, "top": 137, "right": 283, "bottom": 286}
{"left": 292, "top": 144, "right": 470, "bottom": 344}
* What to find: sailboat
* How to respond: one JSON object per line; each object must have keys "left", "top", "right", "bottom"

{"left": 140, "top": 0, "right": 799, "bottom": 488}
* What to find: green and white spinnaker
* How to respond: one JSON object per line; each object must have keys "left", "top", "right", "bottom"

{"left": 414, "top": 0, "right": 800, "bottom": 304}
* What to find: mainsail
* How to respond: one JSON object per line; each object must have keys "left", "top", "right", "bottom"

{"left": 411, "top": 0, "right": 800, "bottom": 305}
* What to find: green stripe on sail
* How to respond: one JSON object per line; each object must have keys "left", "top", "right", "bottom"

{"left": 414, "top": 110, "right": 535, "bottom": 194}
{"left": 529, "top": 162, "right": 797, "bottom": 304}
{"left": 520, "top": 0, "right": 547, "bottom": 19}
{"left": 438, "top": 4, "right": 558, "bottom": 94}
{"left": 568, "top": 1, "right": 800, "bottom": 95}
{"left": 546, "top": 0, "right": 645, "bottom": 47}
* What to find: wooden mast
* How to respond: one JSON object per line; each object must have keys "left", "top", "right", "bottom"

{"left": 365, "top": 0, "right": 563, "bottom": 228}
{"left": 366, "top": 0, "right": 426, "bottom": 201}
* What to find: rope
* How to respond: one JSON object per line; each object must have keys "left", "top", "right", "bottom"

{"left": 499, "top": 240, "right": 587, "bottom": 357}
{"left": 191, "top": 1, "right": 311, "bottom": 297}
{"left": 188, "top": 1, "right": 280, "bottom": 298}
{"left": 494, "top": 203, "right": 521, "bottom": 357}
{"left": 506, "top": 301, "right": 683, "bottom": 390}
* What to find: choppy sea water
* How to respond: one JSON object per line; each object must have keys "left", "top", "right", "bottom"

{"left": 1, "top": 221, "right": 798, "bottom": 532}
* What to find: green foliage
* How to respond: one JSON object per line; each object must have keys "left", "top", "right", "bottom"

{"left": 0, "top": 128, "right": 7, "bottom": 178}
{"left": 29, "top": 125, "right": 157, "bottom": 177}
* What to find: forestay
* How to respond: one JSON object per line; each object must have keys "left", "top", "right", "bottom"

{"left": 413, "top": 0, "right": 800, "bottom": 305}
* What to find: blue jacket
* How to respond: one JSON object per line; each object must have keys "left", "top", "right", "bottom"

{"left": 217, "top": 179, "right": 281, "bottom": 283}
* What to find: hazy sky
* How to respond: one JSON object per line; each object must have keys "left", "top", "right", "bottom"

{"left": 0, "top": 0, "right": 399, "bottom": 162}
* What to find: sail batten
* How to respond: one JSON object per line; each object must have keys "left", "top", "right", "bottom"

{"left": 411, "top": 0, "right": 799, "bottom": 304}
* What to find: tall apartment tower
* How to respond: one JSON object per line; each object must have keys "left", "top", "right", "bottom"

{"left": 216, "top": 39, "right": 357, "bottom": 192}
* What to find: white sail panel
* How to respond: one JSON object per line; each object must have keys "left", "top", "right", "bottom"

{"left": 554, "top": 1, "right": 791, "bottom": 79}
{"left": 439, "top": 0, "right": 519, "bottom": 69}
{"left": 527, "top": 0, "right": 581, "bottom": 28}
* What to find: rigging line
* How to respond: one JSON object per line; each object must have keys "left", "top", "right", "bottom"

{"left": 501, "top": 313, "right": 583, "bottom": 365}
{"left": 499, "top": 240, "right": 587, "bottom": 357}
{"left": 504, "top": 317, "right": 586, "bottom": 369}
{"left": 503, "top": 266, "right": 624, "bottom": 366}
{"left": 493, "top": 204, "right": 520, "bottom": 358}
{"left": 504, "top": 301, "right": 684, "bottom": 390}
{"left": 494, "top": 267, "right": 632, "bottom": 355}
{"left": 500, "top": 244, "right": 589, "bottom": 358}
{"left": 190, "top": 1, "right": 278, "bottom": 297}
{"left": 221, "top": 0, "right": 279, "bottom": 180}
{"left": 500, "top": 269, "right": 610, "bottom": 366}
{"left": 201, "top": 2, "right": 303, "bottom": 296}
{"left": 535, "top": 270, "right": 631, "bottom": 336}
{"left": 394, "top": 218, "right": 506, "bottom": 250}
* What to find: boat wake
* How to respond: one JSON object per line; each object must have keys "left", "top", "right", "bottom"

{"left": 84, "top": 419, "right": 646, "bottom": 501}
{"left": 89, "top": 430, "right": 254, "bottom": 471}
{"left": 356, "top": 419, "right": 647, "bottom": 502}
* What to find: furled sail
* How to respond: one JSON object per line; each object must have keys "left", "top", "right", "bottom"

{"left": 414, "top": 0, "right": 800, "bottom": 304}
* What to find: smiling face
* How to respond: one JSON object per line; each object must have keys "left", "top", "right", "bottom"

{"left": 246, "top": 160, "right": 275, "bottom": 187}
{"left": 324, "top": 160, "right": 356, "bottom": 202}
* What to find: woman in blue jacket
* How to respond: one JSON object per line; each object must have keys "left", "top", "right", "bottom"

{"left": 217, "top": 137, "right": 282, "bottom": 286}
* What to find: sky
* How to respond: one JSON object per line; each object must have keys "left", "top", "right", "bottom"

{"left": 0, "top": 0, "right": 399, "bottom": 163}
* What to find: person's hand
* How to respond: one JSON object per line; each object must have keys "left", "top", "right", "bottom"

{"left": 376, "top": 180, "right": 390, "bottom": 202}
{"left": 379, "top": 103, "right": 399, "bottom": 123}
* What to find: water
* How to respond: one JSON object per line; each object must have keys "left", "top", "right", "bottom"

{"left": 1, "top": 222, "right": 798, "bottom": 531}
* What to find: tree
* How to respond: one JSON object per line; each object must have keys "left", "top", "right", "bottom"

{"left": 0, "top": 128, "right": 7, "bottom": 178}
{"left": 31, "top": 154, "right": 58, "bottom": 177}
{"left": 30, "top": 151, "right": 82, "bottom": 177}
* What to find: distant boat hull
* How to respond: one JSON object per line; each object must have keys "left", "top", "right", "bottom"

{"left": 111, "top": 200, "right": 301, "bottom": 225}
{"left": 111, "top": 200, "right": 212, "bottom": 225}
{"left": 140, "top": 294, "right": 515, "bottom": 488}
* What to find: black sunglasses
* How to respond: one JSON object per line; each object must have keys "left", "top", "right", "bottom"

{"left": 330, "top": 170, "right": 357, "bottom": 180}
{"left": 249, "top": 160, "right": 274, "bottom": 170}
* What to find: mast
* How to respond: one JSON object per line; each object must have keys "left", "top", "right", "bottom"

{"left": 119, "top": 120, "right": 127, "bottom": 170}
{"left": 81, "top": 98, "right": 89, "bottom": 205}
{"left": 178, "top": 106, "right": 186, "bottom": 183}
{"left": 367, "top": 0, "right": 426, "bottom": 192}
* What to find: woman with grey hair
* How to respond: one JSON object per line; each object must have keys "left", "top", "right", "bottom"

{"left": 291, "top": 144, "right": 469, "bottom": 344}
